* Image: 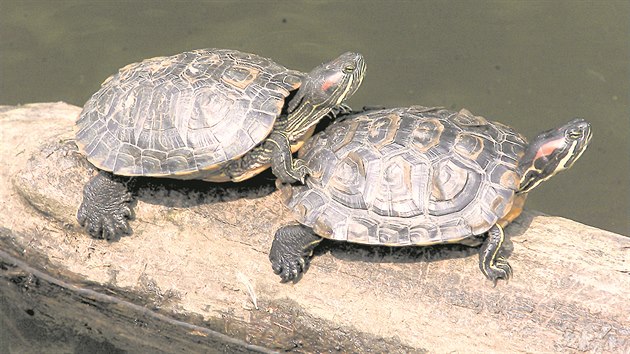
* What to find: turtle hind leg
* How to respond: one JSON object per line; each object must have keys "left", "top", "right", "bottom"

{"left": 77, "top": 171, "right": 134, "bottom": 240}
{"left": 478, "top": 224, "right": 513, "bottom": 285}
{"left": 269, "top": 224, "right": 322, "bottom": 282}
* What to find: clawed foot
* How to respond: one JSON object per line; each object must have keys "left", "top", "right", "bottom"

{"left": 270, "top": 252, "right": 308, "bottom": 282}
{"left": 328, "top": 104, "right": 354, "bottom": 119}
{"left": 290, "top": 158, "right": 313, "bottom": 184}
{"left": 272, "top": 156, "right": 312, "bottom": 184}
{"left": 479, "top": 224, "right": 512, "bottom": 285}
{"left": 482, "top": 256, "right": 513, "bottom": 286}
{"left": 267, "top": 131, "right": 314, "bottom": 184}
{"left": 78, "top": 194, "right": 133, "bottom": 240}
{"left": 269, "top": 224, "right": 322, "bottom": 282}
{"left": 77, "top": 171, "right": 134, "bottom": 240}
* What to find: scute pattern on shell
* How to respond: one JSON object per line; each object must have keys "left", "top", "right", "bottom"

{"left": 279, "top": 106, "right": 529, "bottom": 246}
{"left": 76, "top": 49, "right": 304, "bottom": 177}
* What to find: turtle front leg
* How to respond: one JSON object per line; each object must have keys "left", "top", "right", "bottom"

{"left": 267, "top": 131, "right": 312, "bottom": 183}
{"left": 269, "top": 224, "right": 322, "bottom": 282}
{"left": 77, "top": 171, "right": 134, "bottom": 240}
{"left": 328, "top": 103, "right": 353, "bottom": 118}
{"left": 478, "top": 224, "right": 513, "bottom": 284}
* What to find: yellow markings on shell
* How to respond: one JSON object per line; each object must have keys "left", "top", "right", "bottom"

{"left": 499, "top": 170, "right": 520, "bottom": 191}
{"left": 497, "top": 193, "right": 527, "bottom": 228}
{"left": 221, "top": 65, "right": 260, "bottom": 90}
{"left": 313, "top": 217, "right": 334, "bottom": 239}
{"left": 453, "top": 133, "right": 485, "bottom": 161}
{"left": 409, "top": 118, "right": 443, "bottom": 153}
{"left": 368, "top": 114, "right": 401, "bottom": 148}
{"left": 229, "top": 164, "right": 271, "bottom": 182}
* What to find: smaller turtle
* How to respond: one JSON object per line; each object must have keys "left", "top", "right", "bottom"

{"left": 269, "top": 106, "right": 592, "bottom": 283}
{"left": 75, "top": 49, "right": 366, "bottom": 240}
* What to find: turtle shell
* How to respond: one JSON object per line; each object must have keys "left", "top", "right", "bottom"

{"left": 75, "top": 48, "right": 304, "bottom": 180}
{"left": 278, "top": 106, "right": 529, "bottom": 246}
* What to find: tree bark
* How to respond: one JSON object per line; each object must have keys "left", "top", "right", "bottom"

{"left": 1, "top": 102, "right": 628, "bottom": 353}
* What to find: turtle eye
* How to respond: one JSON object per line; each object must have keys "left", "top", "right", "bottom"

{"left": 343, "top": 64, "right": 356, "bottom": 73}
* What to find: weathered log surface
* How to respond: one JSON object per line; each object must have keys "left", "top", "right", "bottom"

{"left": 1, "top": 102, "right": 628, "bottom": 353}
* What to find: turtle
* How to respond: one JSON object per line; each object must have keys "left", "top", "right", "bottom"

{"left": 269, "top": 106, "right": 592, "bottom": 283}
{"left": 75, "top": 48, "right": 366, "bottom": 240}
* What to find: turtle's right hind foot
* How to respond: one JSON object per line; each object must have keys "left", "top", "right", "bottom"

{"left": 77, "top": 171, "right": 134, "bottom": 240}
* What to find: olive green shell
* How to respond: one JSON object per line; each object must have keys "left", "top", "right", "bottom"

{"left": 75, "top": 49, "right": 304, "bottom": 179}
{"left": 278, "top": 106, "right": 529, "bottom": 245}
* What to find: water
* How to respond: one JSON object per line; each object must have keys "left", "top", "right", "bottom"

{"left": 1, "top": 0, "right": 627, "bottom": 236}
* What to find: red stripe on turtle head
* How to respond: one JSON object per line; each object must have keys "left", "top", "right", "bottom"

{"left": 320, "top": 72, "right": 344, "bottom": 92}
{"left": 534, "top": 136, "right": 566, "bottom": 161}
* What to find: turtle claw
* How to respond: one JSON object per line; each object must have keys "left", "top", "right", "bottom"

{"left": 291, "top": 159, "right": 313, "bottom": 184}
{"left": 78, "top": 197, "right": 133, "bottom": 240}
{"left": 271, "top": 156, "right": 312, "bottom": 184}
{"left": 78, "top": 171, "right": 134, "bottom": 240}
{"left": 328, "top": 104, "right": 354, "bottom": 119}
{"left": 271, "top": 253, "right": 306, "bottom": 283}
{"left": 269, "top": 224, "right": 322, "bottom": 282}
{"left": 267, "top": 132, "right": 314, "bottom": 184}
{"left": 483, "top": 257, "right": 513, "bottom": 285}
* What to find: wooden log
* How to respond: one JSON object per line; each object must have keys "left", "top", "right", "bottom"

{"left": 1, "top": 102, "right": 628, "bottom": 353}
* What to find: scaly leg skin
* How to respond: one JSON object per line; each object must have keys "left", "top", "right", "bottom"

{"left": 267, "top": 131, "right": 312, "bottom": 184}
{"left": 269, "top": 224, "right": 322, "bottom": 282}
{"left": 224, "top": 131, "right": 310, "bottom": 183}
{"left": 77, "top": 171, "right": 134, "bottom": 240}
{"left": 478, "top": 224, "right": 513, "bottom": 285}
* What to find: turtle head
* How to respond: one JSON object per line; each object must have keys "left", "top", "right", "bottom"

{"left": 518, "top": 118, "right": 592, "bottom": 193}
{"left": 285, "top": 52, "right": 366, "bottom": 137}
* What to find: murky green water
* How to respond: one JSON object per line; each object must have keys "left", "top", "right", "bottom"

{"left": 1, "top": 0, "right": 628, "bottom": 236}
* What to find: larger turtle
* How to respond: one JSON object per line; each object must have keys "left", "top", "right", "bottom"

{"left": 75, "top": 48, "right": 366, "bottom": 240}
{"left": 269, "top": 106, "right": 591, "bottom": 283}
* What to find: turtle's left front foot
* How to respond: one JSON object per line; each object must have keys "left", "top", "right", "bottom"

{"left": 479, "top": 224, "right": 512, "bottom": 285}
{"left": 328, "top": 104, "right": 354, "bottom": 119}
{"left": 77, "top": 171, "right": 134, "bottom": 240}
{"left": 268, "top": 132, "right": 312, "bottom": 184}
{"left": 269, "top": 224, "right": 322, "bottom": 282}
